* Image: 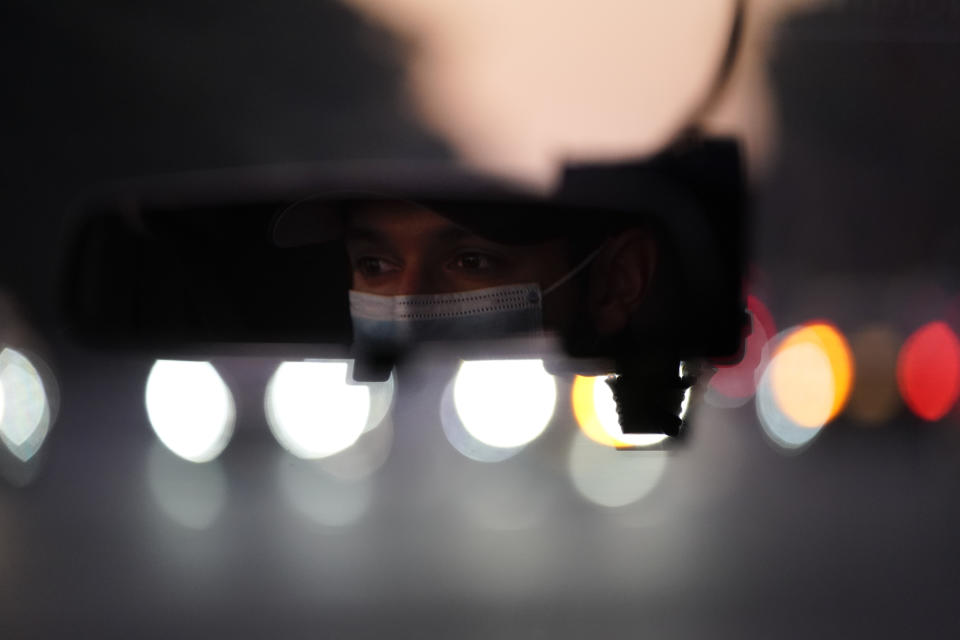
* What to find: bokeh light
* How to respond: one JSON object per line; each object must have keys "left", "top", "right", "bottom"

{"left": 706, "top": 295, "right": 775, "bottom": 407}
{"left": 340, "top": 0, "right": 811, "bottom": 181}
{"left": 756, "top": 361, "right": 823, "bottom": 452}
{"left": 771, "top": 341, "right": 834, "bottom": 429}
{"left": 0, "top": 347, "right": 54, "bottom": 462}
{"left": 147, "top": 442, "right": 228, "bottom": 530}
{"left": 567, "top": 431, "right": 668, "bottom": 508}
{"left": 145, "top": 360, "right": 235, "bottom": 463}
{"left": 311, "top": 415, "right": 394, "bottom": 482}
{"left": 846, "top": 325, "right": 901, "bottom": 424}
{"left": 452, "top": 359, "right": 556, "bottom": 450}
{"left": 571, "top": 375, "right": 668, "bottom": 448}
{"left": 755, "top": 323, "right": 853, "bottom": 452}
{"left": 897, "top": 322, "right": 960, "bottom": 422}
{"left": 265, "top": 361, "right": 393, "bottom": 459}
{"left": 771, "top": 323, "right": 853, "bottom": 428}
{"left": 441, "top": 378, "right": 523, "bottom": 463}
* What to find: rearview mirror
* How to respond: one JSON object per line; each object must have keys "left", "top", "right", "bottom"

{"left": 60, "top": 137, "right": 748, "bottom": 432}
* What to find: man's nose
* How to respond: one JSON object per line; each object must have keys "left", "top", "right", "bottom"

{"left": 395, "top": 259, "right": 438, "bottom": 295}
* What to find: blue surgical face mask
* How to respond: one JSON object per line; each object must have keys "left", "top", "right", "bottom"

{"left": 349, "top": 248, "right": 600, "bottom": 352}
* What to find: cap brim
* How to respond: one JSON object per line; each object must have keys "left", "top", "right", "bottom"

{"left": 271, "top": 188, "right": 599, "bottom": 248}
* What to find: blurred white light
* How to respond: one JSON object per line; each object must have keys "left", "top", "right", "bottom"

{"left": 440, "top": 378, "right": 522, "bottom": 462}
{"left": 362, "top": 369, "right": 396, "bottom": 433}
{"left": 145, "top": 360, "right": 235, "bottom": 463}
{"left": 0, "top": 348, "right": 52, "bottom": 462}
{"left": 453, "top": 359, "right": 556, "bottom": 449}
{"left": 592, "top": 375, "right": 669, "bottom": 448}
{"left": 313, "top": 416, "right": 395, "bottom": 482}
{"left": 755, "top": 347, "right": 824, "bottom": 452}
{"left": 147, "top": 442, "right": 227, "bottom": 530}
{"left": 568, "top": 431, "right": 667, "bottom": 508}
{"left": 679, "top": 361, "right": 693, "bottom": 422}
{"left": 265, "top": 361, "right": 378, "bottom": 459}
{"left": 680, "top": 387, "right": 693, "bottom": 421}
{"left": 278, "top": 454, "right": 373, "bottom": 527}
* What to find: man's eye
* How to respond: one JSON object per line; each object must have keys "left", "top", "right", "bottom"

{"left": 450, "top": 252, "right": 497, "bottom": 273}
{"left": 355, "top": 256, "right": 399, "bottom": 277}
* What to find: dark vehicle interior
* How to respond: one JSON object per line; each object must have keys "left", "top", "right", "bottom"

{"left": 2, "top": 1, "right": 960, "bottom": 637}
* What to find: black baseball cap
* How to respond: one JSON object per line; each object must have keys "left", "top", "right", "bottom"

{"left": 270, "top": 167, "right": 598, "bottom": 248}
{"left": 271, "top": 137, "right": 745, "bottom": 254}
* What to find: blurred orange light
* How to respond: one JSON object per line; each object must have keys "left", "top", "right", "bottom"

{"left": 771, "top": 323, "right": 854, "bottom": 428}
{"left": 896, "top": 322, "right": 960, "bottom": 422}
{"left": 571, "top": 375, "right": 668, "bottom": 448}
{"left": 572, "top": 375, "right": 618, "bottom": 447}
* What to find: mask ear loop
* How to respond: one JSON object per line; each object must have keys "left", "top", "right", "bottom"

{"left": 542, "top": 246, "right": 603, "bottom": 297}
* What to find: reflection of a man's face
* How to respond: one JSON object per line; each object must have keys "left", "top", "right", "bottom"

{"left": 343, "top": 200, "right": 657, "bottom": 342}
{"left": 344, "top": 202, "right": 574, "bottom": 296}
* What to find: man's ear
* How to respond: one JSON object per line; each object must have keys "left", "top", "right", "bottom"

{"left": 588, "top": 229, "right": 657, "bottom": 336}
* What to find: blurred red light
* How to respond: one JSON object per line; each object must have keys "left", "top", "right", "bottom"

{"left": 896, "top": 322, "right": 960, "bottom": 422}
{"left": 709, "top": 295, "right": 775, "bottom": 399}
{"left": 747, "top": 294, "right": 776, "bottom": 339}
